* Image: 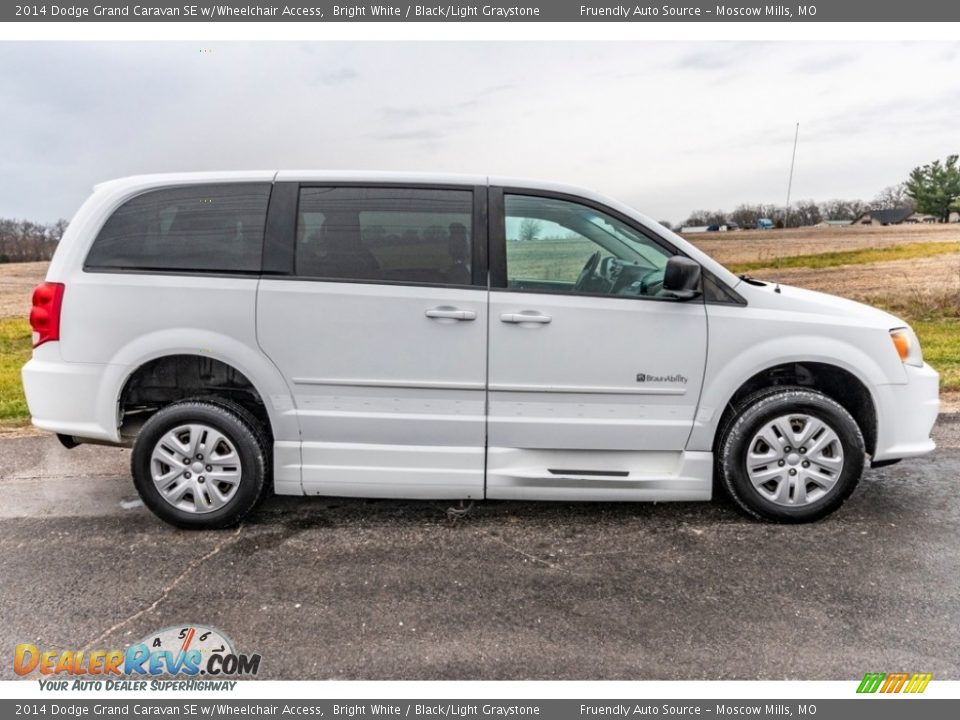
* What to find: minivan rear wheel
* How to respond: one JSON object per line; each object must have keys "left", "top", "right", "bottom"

{"left": 131, "top": 399, "right": 267, "bottom": 529}
{"left": 718, "top": 387, "right": 865, "bottom": 522}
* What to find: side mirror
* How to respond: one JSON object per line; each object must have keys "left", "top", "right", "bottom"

{"left": 663, "top": 256, "right": 702, "bottom": 300}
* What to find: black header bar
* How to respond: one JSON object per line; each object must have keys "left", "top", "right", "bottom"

{"left": 5, "top": 1, "right": 960, "bottom": 23}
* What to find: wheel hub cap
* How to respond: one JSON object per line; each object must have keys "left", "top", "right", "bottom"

{"left": 745, "top": 413, "right": 845, "bottom": 507}
{"left": 149, "top": 423, "right": 242, "bottom": 515}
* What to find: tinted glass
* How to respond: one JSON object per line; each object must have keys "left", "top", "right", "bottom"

{"left": 505, "top": 194, "right": 674, "bottom": 298}
{"left": 86, "top": 183, "right": 271, "bottom": 273}
{"left": 296, "top": 187, "right": 473, "bottom": 285}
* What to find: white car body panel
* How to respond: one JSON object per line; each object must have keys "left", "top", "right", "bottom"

{"left": 687, "top": 282, "right": 937, "bottom": 463}
{"left": 485, "top": 290, "right": 708, "bottom": 499}
{"left": 486, "top": 448, "right": 712, "bottom": 501}
{"left": 256, "top": 281, "right": 488, "bottom": 498}
{"left": 21, "top": 171, "right": 940, "bottom": 507}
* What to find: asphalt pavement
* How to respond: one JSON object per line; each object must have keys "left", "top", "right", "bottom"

{"left": 1, "top": 418, "right": 958, "bottom": 680}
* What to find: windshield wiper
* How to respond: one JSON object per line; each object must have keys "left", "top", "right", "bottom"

{"left": 738, "top": 273, "right": 768, "bottom": 286}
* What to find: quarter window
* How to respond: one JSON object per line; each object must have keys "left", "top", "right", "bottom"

{"left": 85, "top": 183, "right": 271, "bottom": 273}
{"left": 295, "top": 187, "right": 474, "bottom": 285}
{"left": 504, "top": 194, "right": 675, "bottom": 298}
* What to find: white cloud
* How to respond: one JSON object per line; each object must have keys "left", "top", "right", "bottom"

{"left": 0, "top": 41, "right": 957, "bottom": 224}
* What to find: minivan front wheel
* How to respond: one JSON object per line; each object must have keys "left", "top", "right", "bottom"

{"left": 718, "top": 388, "right": 865, "bottom": 522}
{"left": 132, "top": 399, "right": 267, "bottom": 529}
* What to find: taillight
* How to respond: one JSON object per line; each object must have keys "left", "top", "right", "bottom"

{"left": 29, "top": 282, "right": 65, "bottom": 348}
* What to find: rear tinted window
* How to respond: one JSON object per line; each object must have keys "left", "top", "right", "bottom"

{"left": 296, "top": 187, "right": 474, "bottom": 285}
{"left": 85, "top": 183, "right": 272, "bottom": 273}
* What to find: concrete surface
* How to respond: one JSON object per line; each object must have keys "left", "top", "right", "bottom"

{"left": 1, "top": 418, "right": 958, "bottom": 680}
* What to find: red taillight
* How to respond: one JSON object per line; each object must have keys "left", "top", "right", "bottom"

{"left": 29, "top": 282, "right": 65, "bottom": 348}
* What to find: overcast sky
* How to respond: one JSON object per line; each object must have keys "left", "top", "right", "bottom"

{"left": 1, "top": 41, "right": 958, "bottom": 224}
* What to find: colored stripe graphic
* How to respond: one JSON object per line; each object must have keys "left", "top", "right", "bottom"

{"left": 904, "top": 673, "right": 933, "bottom": 693}
{"left": 881, "top": 672, "right": 910, "bottom": 693}
{"left": 857, "top": 673, "right": 885, "bottom": 693}
{"left": 857, "top": 672, "right": 931, "bottom": 693}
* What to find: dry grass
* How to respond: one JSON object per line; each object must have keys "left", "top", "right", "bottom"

{"left": 0, "top": 264, "right": 43, "bottom": 428}
{"left": 728, "top": 241, "right": 960, "bottom": 274}
{"left": 738, "top": 253, "right": 960, "bottom": 299}
{"left": 0, "top": 261, "right": 47, "bottom": 319}
{"left": 687, "top": 222, "right": 960, "bottom": 265}
{"left": 0, "top": 318, "right": 31, "bottom": 421}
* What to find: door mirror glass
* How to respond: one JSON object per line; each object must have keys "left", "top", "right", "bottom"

{"left": 662, "top": 256, "right": 702, "bottom": 300}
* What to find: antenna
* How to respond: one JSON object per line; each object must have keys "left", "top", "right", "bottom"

{"left": 775, "top": 122, "right": 800, "bottom": 294}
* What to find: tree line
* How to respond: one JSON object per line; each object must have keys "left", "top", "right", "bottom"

{"left": 0, "top": 218, "right": 68, "bottom": 263}
{"left": 675, "top": 154, "right": 960, "bottom": 229}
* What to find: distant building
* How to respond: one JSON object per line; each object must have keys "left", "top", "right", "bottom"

{"left": 817, "top": 220, "right": 852, "bottom": 227}
{"left": 851, "top": 207, "right": 918, "bottom": 225}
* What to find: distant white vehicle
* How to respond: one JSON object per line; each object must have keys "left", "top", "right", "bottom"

{"left": 22, "top": 172, "right": 939, "bottom": 527}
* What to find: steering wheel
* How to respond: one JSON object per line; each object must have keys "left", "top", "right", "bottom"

{"left": 638, "top": 267, "right": 666, "bottom": 296}
{"left": 574, "top": 250, "right": 602, "bottom": 291}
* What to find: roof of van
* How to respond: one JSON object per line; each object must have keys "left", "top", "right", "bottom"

{"left": 94, "top": 170, "right": 596, "bottom": 196}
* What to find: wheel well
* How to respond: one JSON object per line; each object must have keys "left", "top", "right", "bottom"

{"left": 118, "top": 355, "right": 271, "bottom": 441}
{"left": 717, "top": 362, "right": 877, "bottom": 457}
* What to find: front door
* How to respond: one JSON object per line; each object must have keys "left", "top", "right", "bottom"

{"left": 485, "top": 190, "right": 709, "bottom": 499}
{"left": 257, "top": 184, "right": 488, "bottom": 498}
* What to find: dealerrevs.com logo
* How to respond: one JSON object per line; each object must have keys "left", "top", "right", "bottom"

{"left": 15, "top": 625, "right": 261, "bottom": 690}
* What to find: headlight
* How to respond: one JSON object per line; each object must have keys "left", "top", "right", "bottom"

{"left": 890, "top": 327, "right": 923, "bottom": 367}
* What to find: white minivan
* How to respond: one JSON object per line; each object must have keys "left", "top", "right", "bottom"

{"left": 22, "top": 172, "right": 940, "bottom": 528}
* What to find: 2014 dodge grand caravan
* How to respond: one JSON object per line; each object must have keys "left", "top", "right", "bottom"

{"left": 22, "top": 172, "right": 940, "bottom": 528}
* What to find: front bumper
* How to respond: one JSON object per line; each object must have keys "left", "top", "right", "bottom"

{"left": 872, "top": 362, "right": 940, "bottom": 462}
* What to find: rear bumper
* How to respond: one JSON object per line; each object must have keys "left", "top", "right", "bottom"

{"left": 872, "top": 362, "right": 939, "bottom": 462}
{"left": 21, "top": 348, "right": 120, "bottom": 443}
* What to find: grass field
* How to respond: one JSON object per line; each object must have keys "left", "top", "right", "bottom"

{"left": 1, "top": 223, "right": 958, "bottom": 429}
{"left": 0, "top": 318, "right": 31, "bottom": 423}
{"left": 727, "top": 241, "right": 960, "bottom": 274}
{"left": 908, "top": 319, "right": 960, "bottom": 391}
{"left": 507, "top": 237, "right": 597, "bottom": 282}
{"left": 688, "top": 222, "right": 960, "bottom": 265}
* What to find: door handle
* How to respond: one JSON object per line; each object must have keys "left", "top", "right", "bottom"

{"left": 425, "top": 307, "right": 477, "bottom": 321}
{"left": 500, "top": 312, "right": 552, "bottom": 324}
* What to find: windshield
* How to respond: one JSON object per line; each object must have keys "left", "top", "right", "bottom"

{"left": 580, "top": 211, "right": 670, "bottom": 270}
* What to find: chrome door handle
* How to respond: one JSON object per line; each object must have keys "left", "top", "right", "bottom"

{"left": 425, "top": 307, "right": 477, "bottom": 321}
{"left": 500, "top": 312, "right": 552, "bottom": 324}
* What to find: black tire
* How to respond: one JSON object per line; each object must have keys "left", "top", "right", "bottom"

{"left": 717, "top": 387, "right": 865, "bottom": 523}
{"left": 131, "top": 399, "right": 268, "bottom": 529}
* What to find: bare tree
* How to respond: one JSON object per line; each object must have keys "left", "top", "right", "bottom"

{"left": 0, "top": 217, "right": 68, "bottom": 263}
{"left": 789, "top": 200, "right": 822, "bottom": 228}
{"left": 818, "top": 199, "right": 868, "bottom": 221}
{"left": 518, "top": 218, "right": 542, "bottom": 242}
{"left": 729, "top": 204, "right": 763, "bottom": 228}
{"left": 682, "top": 209, "right": 726, "bottom": 227}
{"left": 872, "top": 183, "right": 915, "bottom": 211}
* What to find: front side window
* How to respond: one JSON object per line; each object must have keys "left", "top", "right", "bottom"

{"left": 85, "top": 183, "right": 271, "bottom": 273}
{"left": 296, "top": 187, "right": 474, "bottom": 285}
{"left": 504, "top": 194, "right": 675, "bottom": 298}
